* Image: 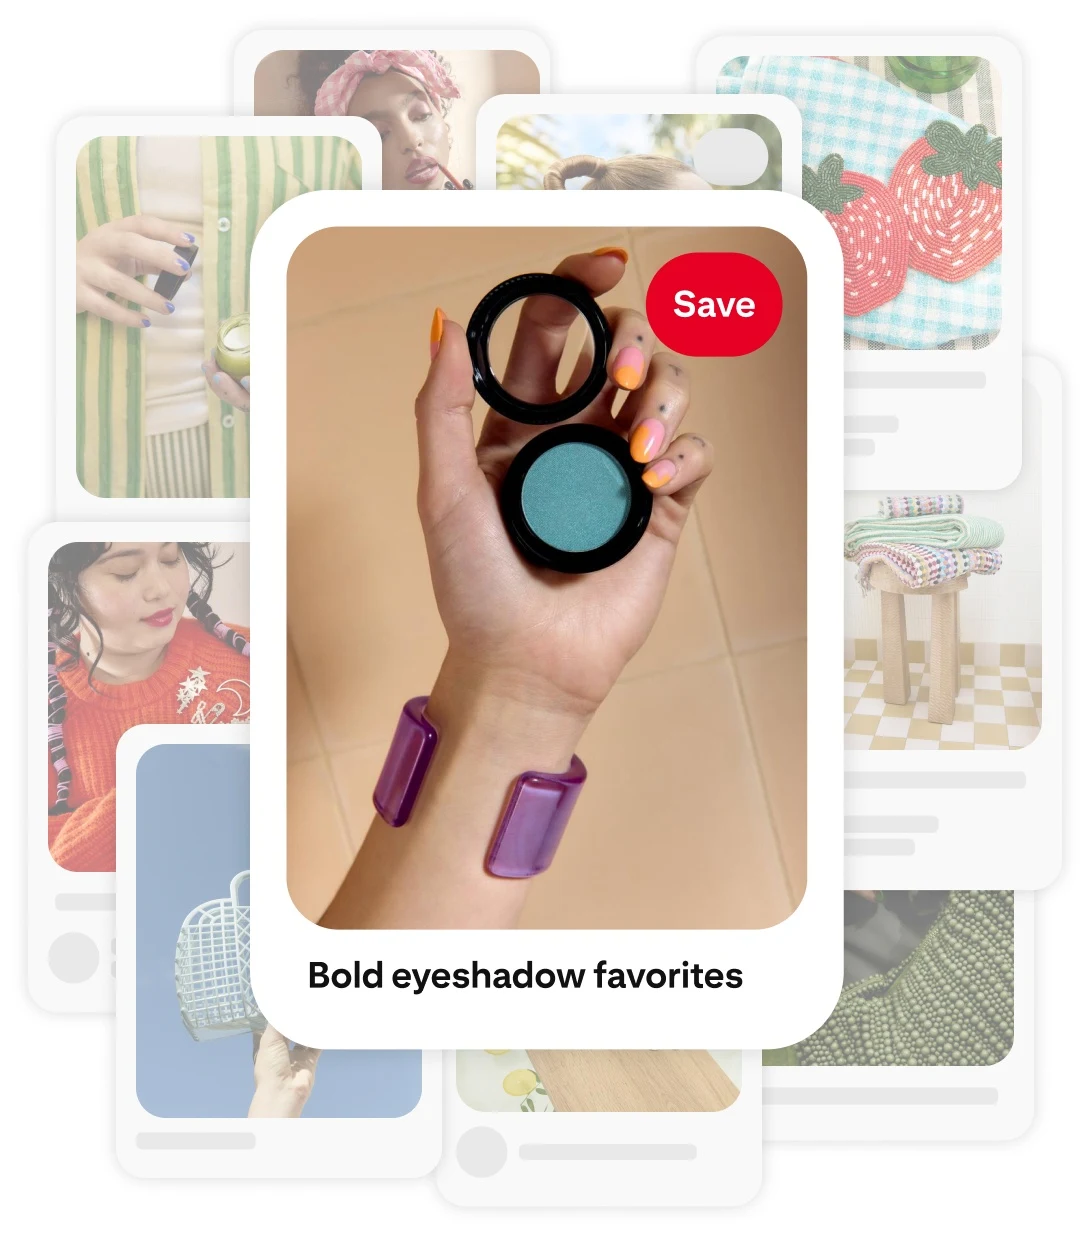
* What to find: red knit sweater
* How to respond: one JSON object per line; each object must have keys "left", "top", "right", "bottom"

{"left": 48, "top": 619, "right": 250, "bottom": 872}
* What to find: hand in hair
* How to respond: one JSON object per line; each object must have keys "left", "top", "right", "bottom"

{"left": 202, "top": 348, "right": 250, "bottom": 412}
{"left": 543, "top": 153, "right": 710, "bottom": 191}
{"left": 77, "top": 216, "right": 195, "bottom": 328}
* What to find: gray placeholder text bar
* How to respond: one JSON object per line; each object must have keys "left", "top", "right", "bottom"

{"left": 846, "top": 772, "right": 1025, "bottom": 790}
{"left": 56, "top": 893, "right": 116, "bottom": 911}
{"left": 844, "top": 439, "right": 875, "bottom": 456}
{"left": 519, "top": 1144, "right": 697, "bottom": 1161}
{"left": 136, "top": 1133, "right": 257, "bottom": 1150}
{"left": 845, "top": 372, "right": 986, "bottom": 389}
{"left": 844, "top": 816, "right": 939, "bottom": 834}
{"left": 845, "top": 838, "right": 915, "bottom": 856}
{"left": 845, "top": 416, "right": 898, "bottom": 433}
{"left": 765, "top": 1088, "right": 998, "bottom": 1106}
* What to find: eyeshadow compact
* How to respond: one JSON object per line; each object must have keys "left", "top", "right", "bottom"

{"left": 469, "top": 273, "right": 653, "bottom": 574}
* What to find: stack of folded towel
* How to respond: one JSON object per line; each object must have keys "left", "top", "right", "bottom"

{"left": 845, "top": 495, "right": 1004, "bottom": 589}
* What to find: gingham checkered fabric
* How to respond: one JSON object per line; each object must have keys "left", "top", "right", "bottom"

{"left": 718, "top": 56, "right": 1002, "bottom": 348}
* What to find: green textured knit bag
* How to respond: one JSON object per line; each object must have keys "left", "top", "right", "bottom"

{"left": 765, "top": 891, "right": 1015, "bottom": 1067}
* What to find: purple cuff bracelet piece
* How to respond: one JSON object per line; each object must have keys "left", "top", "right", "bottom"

{"left": 372, "top": 695, "right": 585, "bottom": 878}
{"left": 372, "top": 696, "right": 438, "bottom": 827}
{"left": 484, "top": 756, "right": 587, "bottom": 878}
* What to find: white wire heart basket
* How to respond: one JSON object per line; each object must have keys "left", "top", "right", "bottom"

{"left": 174, "top": 870, "right": 265, "bottom": 1042}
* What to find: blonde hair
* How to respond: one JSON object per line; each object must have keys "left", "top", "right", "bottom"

{"left": 543, "top": 154, "right": 701, "bottom": 190}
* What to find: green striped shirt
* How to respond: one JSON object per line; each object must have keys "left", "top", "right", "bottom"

{"left": 76, "top": 135, "right": 362, "bottom": 497}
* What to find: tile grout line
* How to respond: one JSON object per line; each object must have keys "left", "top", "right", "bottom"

{"left": 290, "top": 232, "right": 633, "bottom": 332}
{"left": 734, "top": 631, "right": 809, "bottom": 660}
{"left": 844, "top": 658, "right": 1041, "bottom": 752}
{"left": 288, "top": 632, "right": 359, "bottom": 865}
{"left": 687, "top": 504, "right": 799, "bottom": 911}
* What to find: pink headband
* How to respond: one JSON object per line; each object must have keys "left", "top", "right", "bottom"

{"left": 313, "top": 49, "right": 461, "bottom": 116}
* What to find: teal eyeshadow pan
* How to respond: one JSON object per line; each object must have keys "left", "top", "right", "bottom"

{"left": 500, "top": 423, "right": 654, "bottom": 573}
{"left": 521, "top": 442, "right": 632, "bottom": 553}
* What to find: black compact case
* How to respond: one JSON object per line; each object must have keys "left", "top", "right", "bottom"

{"left": 469, "top": 272, "right": 653, "bottom": 574}
{"left": 466, "top": 273, "right": 611, "bottom": 425}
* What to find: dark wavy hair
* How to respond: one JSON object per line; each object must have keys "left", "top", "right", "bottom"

{"left": 46, "top": 542, "right": 249, "bottom": 814}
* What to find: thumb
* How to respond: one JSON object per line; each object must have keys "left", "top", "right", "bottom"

{"left": 414, "top": 309, "right": 481, "bottom": 528}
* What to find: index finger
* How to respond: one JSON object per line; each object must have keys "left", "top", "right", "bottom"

{"left": 113, "top": 214, "right": 197, "bottom": 248}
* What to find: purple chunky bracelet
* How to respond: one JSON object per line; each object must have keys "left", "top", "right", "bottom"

{"left": 372, "top": 695, "right": 586, "bottom": 879}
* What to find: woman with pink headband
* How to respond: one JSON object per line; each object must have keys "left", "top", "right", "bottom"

{"left": 301, "top": 49, "right": 474, "bottom": 190}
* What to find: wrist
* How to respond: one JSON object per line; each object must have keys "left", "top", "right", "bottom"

{"left": 427, "top": 653, "right": 593, "bottom": 774}
{"left": 247, "top": 1084, "right": 307, "bottom": 1119}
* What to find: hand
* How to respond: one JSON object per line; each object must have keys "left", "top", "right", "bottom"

{"left": 202, "top": 349, "right": 250, "bottom": 412}
{"left": 76, "top": 215, "right": 196, "bottom": 327}
{"left": 416, "top": 249, "right": 714, "bottom": 722}
{"left": 247, "top": 1025, "right": 322, "bottom": 1119}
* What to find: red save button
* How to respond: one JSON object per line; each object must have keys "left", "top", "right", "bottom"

{"left": 645, "top": 251, "right": 783, "bottom": 357}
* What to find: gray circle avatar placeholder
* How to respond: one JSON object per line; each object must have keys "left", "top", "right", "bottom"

{"left": 456, "top": 1126, "right": 509, "bottom": 1177}
{"left": 48, "top": 932, "right": 100, "bottom": 983}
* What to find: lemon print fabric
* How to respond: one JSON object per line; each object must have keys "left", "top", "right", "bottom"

{"left": 502, "top": 1069, "right": 539, "bottom": 1096}
{"left": 455, "top": 1050, "right": 555, "bottom": 1113}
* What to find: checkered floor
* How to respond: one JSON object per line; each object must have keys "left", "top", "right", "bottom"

{"left": 844, "top": 658, "right": 1042, "bottom": 750}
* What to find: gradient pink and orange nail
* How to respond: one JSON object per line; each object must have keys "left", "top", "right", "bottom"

{"left": 629, "top": 417, "right": 666, "bottom": 464}
{"left": 641, "top": 457, "right": 676, "bottom": 489}
{"left": 612, "top": 345, "right": 645, "bottom": 392}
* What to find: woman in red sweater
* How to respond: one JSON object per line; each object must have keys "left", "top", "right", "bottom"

{"left": 47, "top": 541, "right": 250, "bottom": 872}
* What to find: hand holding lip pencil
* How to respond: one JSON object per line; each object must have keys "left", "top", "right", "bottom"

{"left": 76, "top": 215, "right": 196, "bottom": 328}
{"left": 321, "top": 247, "right": 715, "bottom": 930}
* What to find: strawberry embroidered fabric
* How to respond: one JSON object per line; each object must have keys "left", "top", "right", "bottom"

{"left": 803, "top": 155, "right": 908, "bottom": 316}
{"left": 889, "top": 121, "right": 1002, "bottom": 282}
{"left": 718, "top": 55, "right": 1002, "bottom": 347}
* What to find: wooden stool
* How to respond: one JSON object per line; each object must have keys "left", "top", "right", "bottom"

{"left": 870, "top": 562, "right": 968, "bottom": 726}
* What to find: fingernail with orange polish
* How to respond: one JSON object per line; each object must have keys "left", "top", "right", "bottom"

{"left": 642, "top": 458, "right": 676, "bottom": 489}
{"left": 429, "top": 308, "right": 446, "bottom": 360}
{"left": 613, "top": 345, "right": 644, "bottom": 391}
{"left": 630, "top": 417, "right": 665, "bottom": 463}
{"left": 593, "top": 246, "right": 629, "bottom": 263}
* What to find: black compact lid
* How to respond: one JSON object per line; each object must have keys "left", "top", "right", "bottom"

{"left": 466, "top": 273, "right": 612, "bottom": 425}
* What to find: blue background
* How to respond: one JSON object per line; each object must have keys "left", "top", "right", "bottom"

{"left": 135, "top": 743, "right": 422, "bottom": 1119}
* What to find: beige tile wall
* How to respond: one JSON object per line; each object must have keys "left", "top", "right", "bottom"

{"left": 286, "top": 225, "right": 807, "bottom": 927}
